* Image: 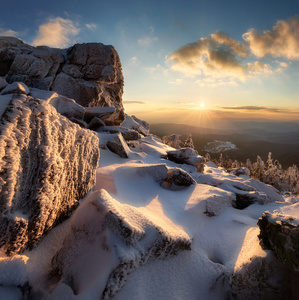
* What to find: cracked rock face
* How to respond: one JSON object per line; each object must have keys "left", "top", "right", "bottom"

{"left": 0, "top": 94, "right": 100, "bottom": 255}
{"left": 47, "top": 189, "right": 191, "bottom": 299}
{"left": 0, "top": 37, "right": 124, "bottom": 125}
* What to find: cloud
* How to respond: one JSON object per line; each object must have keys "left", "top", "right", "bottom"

{"left": 196, "top": 77, "right": 238, "bottom": 87}
{"left": 0, "top": 28, "right": 18, "bottom": 37}
{"left": 218, "top": 105, "right": 299, "bottom": 114}
{"left": 138, "top": 36, "right": 158, "bottom": 47}
{"left": 168, "top": 79, "right": 183, "bottom": 85}
{"left": 243, "top": 17, "right": 299, "bottom": 60}
{"left": 85, "top": 23, "right": 97, "bottom": 31}
{"left": 168, "top": 32, "right": 250, "bottom": 79}
{"left": 168, "top": 17, "right": 299, "bottom": 82}
{"left": 32, "top": 17, "right": 79, "bottom": 48}
{"left": 123, "top": 101, "right": 146, "bottom": 104}
{"left": 138, "top": 26, "right": 158, "bottom": 47}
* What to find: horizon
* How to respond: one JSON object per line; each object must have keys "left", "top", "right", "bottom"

{"left": 1, "top": 0, "right": 299, "bottom": 125}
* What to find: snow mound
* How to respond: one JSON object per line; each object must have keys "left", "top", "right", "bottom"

{"left": 46, "top": 189, "right": 191, "bottom": 299}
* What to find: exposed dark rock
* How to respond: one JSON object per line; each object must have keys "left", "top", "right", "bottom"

{"left": 0, "top": 94, "right": 99, "bottom": 255}
{"left": 83, "top": 106, "right": 116, "bottom": 124}
{"left": 87, "top": 116, "right": 106, "bottom": 131}
{"left": 100, "top": 126, "right": 141, "bottom": 141}
{"left": 106, "top": 133, "right": 130, "bottom": 158}
{"left": 0, "top": 37, "right": 124, "bottom": 125}
{"left": 163, "top": 168, "right": 196, "bottom": 190}
{"left": 258, "top": 212, "right": 299, "bottom": 273}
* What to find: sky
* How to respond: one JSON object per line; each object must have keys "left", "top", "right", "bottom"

{"left": 1, "top": 0, "right": 299, "bottom": 126}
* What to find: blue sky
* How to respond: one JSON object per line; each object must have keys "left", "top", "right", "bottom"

{"left": 1, "top": 0, "right": 299, "bottom": 125}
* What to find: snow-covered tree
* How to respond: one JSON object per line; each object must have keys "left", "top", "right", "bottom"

{"left": 162, "top": 134, "right": 182, "bottom": 149}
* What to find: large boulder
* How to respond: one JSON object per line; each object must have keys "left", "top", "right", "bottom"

{"left": 0, "top": 37, "right": 124, "bottom": 125}
{"left": 258, "top": 211, "right": 299, "bottom": 273}
{"left": 0, "top": 93, "right": 100, "bottom": 255}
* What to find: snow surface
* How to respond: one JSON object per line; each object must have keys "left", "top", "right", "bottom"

{"left": 0, "top": 106, "right": 298, "bottom": 299}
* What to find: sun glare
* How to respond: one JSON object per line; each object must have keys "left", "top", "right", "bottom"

{"left": 200, "top": 102, "right": 205, "bottom": 108}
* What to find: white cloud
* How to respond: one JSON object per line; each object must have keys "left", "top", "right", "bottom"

{"left": 0, "top": 28, "right": 18, "bottom": 37}
{"left": 130, "top": 56, "right": 138, "bottom": 65}
{"left": 243, "top": 17, "right": 299, "bottom": 60}
{"left": 32, "top": 17, "right": 79, "bottom": 48}
{"left": 138, "top": 36, "right": 158, "bottom": 47}
{"left": 85, "top": 23, "right": 97, "bottom": 31}
{"left": 168, "top": 18, "right": 298, "bottom": 82}
{"left": 168, "top": 79, "right": 183, "bottom": 85}
{"left": 138, "top": 26, "right": 158, "bottom": 47}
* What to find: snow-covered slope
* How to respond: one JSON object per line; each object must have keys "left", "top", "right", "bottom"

{"left": 0, "top": 112, "right": 298, "bottom": 299}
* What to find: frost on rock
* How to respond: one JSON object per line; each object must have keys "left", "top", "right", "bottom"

{"left": 121, "top": 114, "right": 149, "bottom": 136}
{"left": 0, "top": 94, "right": 100, "bottom": 255}
{"left": 48, "top": 189, "right": 191, "bottom": 300}
{"left": 258, "top": 211, "right": 299, "bottom": 273}
{"left": 167, "top": 147, "right": 205, "bottom": 172}
{"left": 0, "top": 37, "right": 124, "bottom": 125}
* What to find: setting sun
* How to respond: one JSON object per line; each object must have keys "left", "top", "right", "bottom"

{"left": 200, "top": 102, "right": 205, "bottom": 108}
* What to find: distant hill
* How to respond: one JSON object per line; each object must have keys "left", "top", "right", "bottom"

{"left": 150, "top": 122, "right": 299, "bottom": 168}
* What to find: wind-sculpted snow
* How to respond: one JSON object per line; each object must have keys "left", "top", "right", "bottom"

{"left": 0, "top": 93, "right": 99, "bottom": 255}
{"left": 0, "top": 98, "right": 299, "bottom": 299}
{"left": 0, "top": 36, "right": 124, "bottom": 125}
{"left": 46, "top": 189, "right": 191, "bottom": 299}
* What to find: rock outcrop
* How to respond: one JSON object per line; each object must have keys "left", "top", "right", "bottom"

{"left": 0, "top": 92, "right": 100, "bottom": 255}
{"left": 0, "top": 36, "right": 124, "bottom": 125}
{"left": 258, "top": 211, "right": 299, "bottom": 273}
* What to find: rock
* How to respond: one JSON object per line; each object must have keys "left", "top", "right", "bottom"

{"left": 163, "top": 168, "right": 196, "bottom": 190}
{"left": 258, "top": 211, "right": 299, "bottom": 273}
{"left": 106, "top": 133, "right": 130, "bottom": 158}
{"left": 100, "top": 126, "right": 141, "bottom": 141}
{"left": 0, "top": 77, "right": 8, "bottom": 91}
{"left": 167, "top": 147, "right": 205, "bottom": 169}
{"left": 0, "top": 82, "right": 30, "bottom": 95}
{"left": 228, "top": 167, "right": 250, "bottom": 176}
{"left": 0, "top": 37, "right": 125, "bottom": 125}
{"left": 121, "top": 114, "right": 149, "bottom": 136}
{"left": 88, "top": 116, "right": 106, "bottom": 131}
{"left": 47, "top": 189, "right": 191, "bottom": 299}
{"left": 0, "top": 94, "right": 100, "bottom": 255}
{"left": 83, "top": 106, "right": 116, "bottom": 123}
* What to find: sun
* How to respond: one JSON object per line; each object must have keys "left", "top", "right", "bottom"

{"left": 200, "top": 102, "right": 205, "bottom": 108}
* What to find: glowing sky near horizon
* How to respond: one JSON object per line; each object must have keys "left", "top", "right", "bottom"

{"left": 1, "top": 0, "right": 299, "bottom": 124}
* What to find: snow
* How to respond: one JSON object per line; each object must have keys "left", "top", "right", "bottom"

{"left": 204, "top": 140, "right": 237, "bottom": 153}
{"left": 0, "top": 105, "right": 299, "bottom": 299}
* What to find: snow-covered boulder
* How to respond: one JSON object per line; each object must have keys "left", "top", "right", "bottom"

{"left": 0, "top": 82, "right": 30, "bottom": 95}
{"left": 121, "top": 114, "right": 150, "bottom": 136}
{"left": 0, "top": 94, "right": 100, "bottom": 255}
{"left": 0, "top": 77, "right": 8, "bottom": 91}
{"left": 167, "top": 147, "right": 205, "bottom": 171}
{"left": 0, "top": 37, "right": 124, "bottom": 125}
{"left": 47, "top": 189, "right": 191, "bottom": 299}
